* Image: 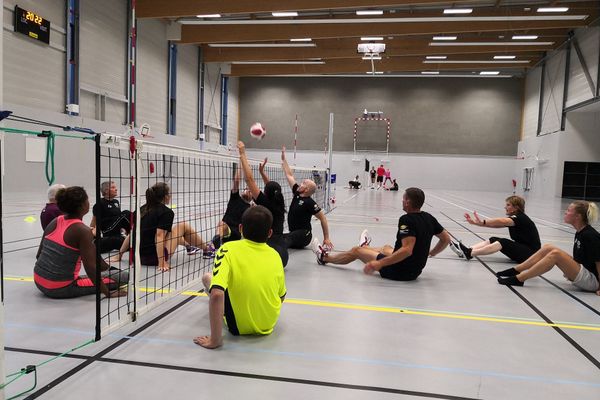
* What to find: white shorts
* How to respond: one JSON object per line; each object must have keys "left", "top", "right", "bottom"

{"left": 569, "top": 266, "right": 599, "bottom": 292}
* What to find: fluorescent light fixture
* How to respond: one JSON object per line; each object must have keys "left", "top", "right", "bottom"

{"left": 512, "top": 35, "right": 538, "bottom": 40}
{"left": 361, "top": 37, "right": 384, "bottom": 41}
{"left": 426, "top": 56, "right": 447, "bottom": 60}
{"left": 290, "top": 38, "right": 312, "bottom": 42}
{"left": 366, "top": 71, "right": 384, "bottom": 74}
{"left": 480, "top": 71, "right": 500, "bottom": 75}
{"left": 231, "top": 61, "right": 325, "bottom": 65}
{"left": 433, "top": 36, "right": 457, "bottom": 41}
{"left": 444, "top": 9, "right": 473, "bottom": 14}
{"left": 421, "top": 71, "right": 440, "bottom": 74}
{"left": 196, "top": 14, "right": 221, "bottom": 18}
{"left": 272, "top": 11, "right": 298, "bottom": 17}
{"left": 362, "top": 56, "right": 382, "bottom": 60}
{"left": 494, "top": 55, "right": 516, "bottom": 59}
{"left": 208, "top": 43, "right": 316, "bottom": 48}
{"left": 430, "top": 41, "right": 553, "bottom": 46}
{"left": 424, "top": 60, "right": 529, "bottom": 64}
{"left": 537, "top": 7, "right": 569, "bottom": 13}
{"left": 356, "top": 10, "right": 384, "bottom": 15}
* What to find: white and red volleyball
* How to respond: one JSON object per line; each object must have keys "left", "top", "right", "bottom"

{"left": 250, "top": 122, "right": 266, "bottom": 140}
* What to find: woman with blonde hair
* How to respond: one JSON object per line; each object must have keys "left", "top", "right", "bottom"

{"left": 451, "top": 196, "right": 541, "bottom": 263}
{"left": 498, "top": 201, "right": 600, "bottom": 294}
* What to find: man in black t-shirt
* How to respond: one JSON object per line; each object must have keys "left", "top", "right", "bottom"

{"left": 90, "top": 181, "right": 131, "bottom": 253}
{"left": 280, "top": 146, "right": 333, "bottom": 250}
{"left": 312, "top": 188, "right": 451, "bottom": 281}
{"left": 212, "top": 168, "right": 252, "bottom": 249}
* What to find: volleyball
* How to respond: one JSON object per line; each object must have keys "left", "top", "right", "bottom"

{"left": 250, "top": 122, "right": 266, "bottom": 140}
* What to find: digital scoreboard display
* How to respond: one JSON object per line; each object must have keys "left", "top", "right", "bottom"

{"left": 14, "top": 5, "right": 50, "bottom": 44}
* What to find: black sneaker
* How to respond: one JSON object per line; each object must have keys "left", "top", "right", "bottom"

{"left": 496, "top": 268, "right": 518, "bottom": 278}
{"left": 449, "top": 241, "right": 464, "bottom": 258}
{"left": 497, "top": 276, "right": 524, "bottom": 286}
{"left": 458, "top": 242, "right": 473, "bottom": 260}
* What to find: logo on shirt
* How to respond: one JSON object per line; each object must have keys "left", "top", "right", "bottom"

{"left": 299, "top": 200, "right": 304, "bottom": 206}
{"left": 398, "top": 224, "right": 409, "bottom": 234}
{"left": 574, "top": 238, "right": 581, "bottom": 250}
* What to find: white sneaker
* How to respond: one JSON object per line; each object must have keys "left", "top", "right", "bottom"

{"left": 359, "top": 229, "right": 372, "bottom": 247}
{"left": 449, "top": 241, "right": 464, "bottom": 258}
{"left": 311, "top": 238, "right": 327, "bottom": 265}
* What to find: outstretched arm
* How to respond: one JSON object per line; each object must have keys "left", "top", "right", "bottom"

{"left": 314, "top": 211, "right": 333, "bottom": 249}
{"left": 281, "top": 146, "right": 296, "bottom": 189}
{"left": 259, "top": 157, "right": 270, "bottom": 184}
{"left": 238, "top": 141, "right": 261, "bottom": 200}
{"left": 231, "top": 168, "right": 241, "bottom": 193}
{"left": 464, "top": 211, "right": 514, "bottom": 228}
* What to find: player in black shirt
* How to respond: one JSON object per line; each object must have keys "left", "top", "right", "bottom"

{"left": 498, "top": 201, "right": 600, "bottom": 294}
{"left": 280, "top": 146, "right": 333, "bottom": 250}
{"left": 238, "top": 142, "right": 289, "bottom": 267}
{"left": 90, "top": 181, "right": 131, "bottom": 253}
{"left": 312, "top": 188, "right": 451, "bottom": 281}
{"left": 451, "top": 196, "right": 541, "bottom": 263}
{"left": 212, "top": 168, "right": 252, "bottom": 249}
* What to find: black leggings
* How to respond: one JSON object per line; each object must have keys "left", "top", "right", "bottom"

{"left": 268, "top": 234, "right": 289, "bottom": 267}
{"left": 284, "top": 229, "right": 312, "bottom": 249}
{"left": 96, "top": 235, "right": 125, "bottom": 253}
{"left": 489, "top": 237, "right": 538, "bottom": 263}
{"left": 35, "top": 268, "right": 129, "bottom": 299}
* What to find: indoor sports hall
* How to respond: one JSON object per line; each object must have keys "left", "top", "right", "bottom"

{"left": 1, "top": 1, "right": 599, "bottom": 399}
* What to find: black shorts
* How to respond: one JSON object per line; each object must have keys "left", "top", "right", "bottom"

{"left": 283, "top": 229, "right": 312, "bottom": 249}
{"left": 376, "top": 253, "right": 421, "bottom": 281}
{"left": 489, "top": 237, "right": 538, "bottom": 263}
{"left": 376, "top": 176, "right": 384, "bottom": 183}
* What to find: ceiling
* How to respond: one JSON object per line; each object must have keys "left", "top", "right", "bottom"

{"left": 137, "top": 0, "right": 599, "bottom": 77}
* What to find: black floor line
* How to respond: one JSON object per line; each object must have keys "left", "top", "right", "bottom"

{"left": 3, "top": 236, "right": 41, "bottom": 245}
{"left": 24, "top": 291, "right": 199, "bottom": 399}
{"left": 5, "top": 346, "right": 478, "bottom": 400}
{"left": 4, "top": 244, "right": 39, "bottom": 254}
{"left": 441, "top": 211, "right": 600, "bottom": 371}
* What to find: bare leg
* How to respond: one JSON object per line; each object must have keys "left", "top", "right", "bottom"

{"left": 324, "top": 246, "right": 382, "bottom": 266}
{"left": 514, "top": 244, "right": 556, "bottom": 273}
{"left": 202, "top": 272, "right": 212, "bottom": 294}
{"left": 471, "top": 240, "right": 491, "bottom": 250}
{"left": 471, "top": 241, "right": 502, "bottom": 256}
{"left": 109, "top": 234, "right": 130, "bottom": 262}
{"left": 517, "top": 247, "right": 581, "bottom": 282}
{"left": 168, "top": 222, "right": 207, "bottom": 254}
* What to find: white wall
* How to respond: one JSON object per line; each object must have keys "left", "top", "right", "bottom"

{"left": 203, "top": 62, "right": 223, "bottom": 143}
{"left": 175, "top": 43, "right": 199, "bottom": 139}
{"left": 226, "top": 76, "right": 239, "bottom": 146}
{"left": 247, "top": 149, "right": 516, "bottom": 193}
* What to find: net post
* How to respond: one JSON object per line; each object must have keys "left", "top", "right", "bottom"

{"left": 94, "top": 134, "right": 102, "bottom": 341}
{"left": 326, "top": 113, "right": 334, "bottom": 212}
{"left": 133, "top": 139, "right": 142, "bottom": 321}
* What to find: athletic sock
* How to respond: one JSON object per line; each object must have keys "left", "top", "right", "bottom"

{"left": 497, "top": 275, "right": 524, "bottom": 286}
{"left": 496, "top": 267, "right": 518, "bottom": 278}
{"left": 458, "top": 242, "right": 473, "bottom": 260}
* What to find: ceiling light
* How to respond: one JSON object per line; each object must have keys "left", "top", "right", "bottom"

{"left": 443, "top": 9, "right": 473, "bottom": 14}
{"left": 512, "top": 35, "right": 538, "bottom": 40}
{"left": 430, "top": 41, "right": 553, "bottom": 46}
{"left": 356, "top": 10, "right": 383, "bottom": 15}
{"left": 231, "top": 61, "right": 324, "bottom": 65}
{"left": 426, "top": 56, "right": 447, "bottom": 60}
{"left": 366, "top": 71, "right": 384, "bottom": 74}
{"left": 361, "top": 37, "right": 384, "bottom": 41}
{"left": 196, "top": 14, "right": 221, "bottom": 18}
{"left": 290, "top": 38, "right": 312, "bottom": 42}
{"left": 480, "top": 71, "right": 500, "bottom": 75}
{"left": 537, "top": 7, "right": 569, "bottom": 13}
{"left": 494, "top": 55, "right": 516, "bottom": 59}
{"left": 424, "top": 60, "right": 528, "bottom": 64}
{"left": 362, "top": 56, "right": 382, "bottom": 60}
{"left": 272, "top": 11, "right": 298, "bottom": 17}
{"left": 433, "top": 36, "right": 457, "bottom": 41}
{"left": 208, "top": 43, "right": 316, "bottom": 48}
{"left": 421, "top": 71, "right": 440, "bottom": 74}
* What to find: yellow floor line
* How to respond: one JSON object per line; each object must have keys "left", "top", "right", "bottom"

{"left": 5, "top": 276, "right": 599, "bottom": 332}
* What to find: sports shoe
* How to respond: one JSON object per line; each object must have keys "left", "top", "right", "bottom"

{"left": 202, "top": 243, "right": 216, "bottom": 259}
{"left": 186, "top": 245, "right": 202, "bottom": 256}
{"left": 448, "top": 241, "right": 464, "bottom": 258}
{"left": 311, "top": 238, "right": 328, "bottom": 265}
{"left": 497, "top": 276, "right": 524, "bottom": 287}
{"left": 359, "top": 229, "right": 372, "bottom": 247}
{"left": 458, "top": 241, "right": 473, "bottom": 260}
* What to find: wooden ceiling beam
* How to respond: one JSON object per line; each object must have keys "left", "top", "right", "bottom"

{"left": 137, "top": 0, "right": 484, "bottom": 19}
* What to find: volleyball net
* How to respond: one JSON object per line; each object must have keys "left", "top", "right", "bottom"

{"left": 97, "top": 134, "right": 328, "bottom": 337}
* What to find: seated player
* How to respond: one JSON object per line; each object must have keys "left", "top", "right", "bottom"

{"left": 312, "top": 187, "right": 451, "bottom": 281}
{"left": 281, "top": 146, "right": 333, "bottom": 250}
{"left": 349, "top": 175, "right": 361, "bottom": 189}
{"left": 212, "top": 168, "right": 252, "bottom": 249}
{"left": 237, "top": 141, "right": 288, "bottom": 266}
{"left": 194, "top": 206, "right": 286, "bottom": 349}
{"left": 111, "top": 182, "right": 212, "bottom": 271}
{"left": 497, "top": 201, "right": 600, "bottom": 295}
{"left": 386, "top": 179, "right": 399, "bottom": 191}
{"left": 90, "top": 181, "right": 131, "bottom": 253}
{"left": 451, "top": 196, "right": 541, "bottom": 263}
{"left": 40, "top": 183, "right": 66, "bottom": 230}
{"left": 34, "top": 186, "right": 128, "bottom": 299}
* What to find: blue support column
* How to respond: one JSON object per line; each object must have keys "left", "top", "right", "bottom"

{"left": 65, "top": 0, "right": 80, "bottom": 116}
{"left": 167, "top": 41, "right": 177, "bottom": 135}
{"left": 220, "top": 75, "right": 229, "bottom": 145}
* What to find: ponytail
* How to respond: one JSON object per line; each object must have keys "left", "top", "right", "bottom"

{"left": 572, "top": 200, "right": 598, "bottom": 225}
{"left": 588, "top": 202, "right": 598, "bottom": 224}
{"left": 142, "top": 182, "right": 170, "bottom": 217}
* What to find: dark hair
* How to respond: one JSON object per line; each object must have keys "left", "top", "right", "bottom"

{"left": 56, "top": 186, "right": 88, "bottom": 215}
{"left": 241, "top": 206, "right": 273, "bottom": 242}
{"left": 142, "top": 182, "right": 170, "bottom": 217}
{"left": 264, "top": 181, "right": 286, "bottom": 215}
{"left": 404, "top": 187, "right": 425, "bottom": 209}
